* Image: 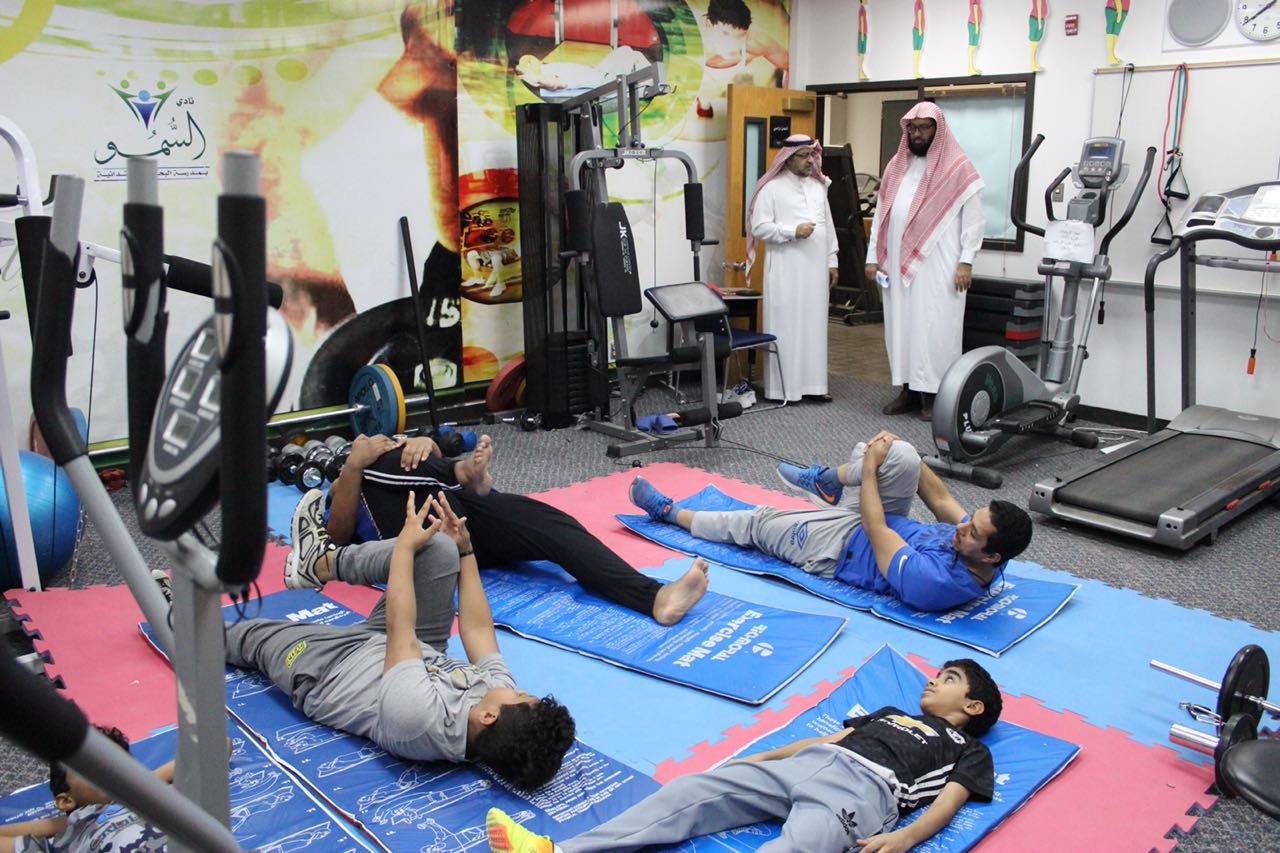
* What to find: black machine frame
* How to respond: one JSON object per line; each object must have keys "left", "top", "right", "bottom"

{"left": 516, "top": 62, "right": 734, "bottom": 457}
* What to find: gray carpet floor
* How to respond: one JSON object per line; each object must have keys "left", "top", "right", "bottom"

{"left": 4, "top": 361, "right": 1279, "bottom": 850}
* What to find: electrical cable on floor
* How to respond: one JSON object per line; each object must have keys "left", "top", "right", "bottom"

{"left": 607, "top": 432, "right": 800, "bottom": 468}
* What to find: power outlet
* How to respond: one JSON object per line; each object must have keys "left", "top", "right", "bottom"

{"left": 1052, "top": 183, "right": 1065, "bottom": 202}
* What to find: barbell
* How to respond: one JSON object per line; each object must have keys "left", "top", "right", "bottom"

{"left": 1150, "top": 644, "right": 1277, "bottom": 726}
{"left": 1152, "top": 645, "right": 1275, "bottom": 793}
{"left": 268, "top": 364, "right": 421, "bottom": 437}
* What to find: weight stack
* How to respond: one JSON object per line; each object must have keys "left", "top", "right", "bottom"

{"left": 533, "top": 331, "right": 597, "bottom": 429}
{"left": 964, "top": 276, "right": 1046, "bottom": 368}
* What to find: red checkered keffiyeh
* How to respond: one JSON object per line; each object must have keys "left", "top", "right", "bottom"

{"left": 744, "top": 134, "right": 827, "bottom": 275}
{"left": 874, "top": 102, "right": 982, "bottom": 286}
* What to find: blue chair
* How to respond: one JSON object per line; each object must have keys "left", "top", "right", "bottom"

{"left": 684, "top": 315, "right": 787, "bottom": 413}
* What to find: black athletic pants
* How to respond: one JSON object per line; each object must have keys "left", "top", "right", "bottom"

{"left": 356, "top": 450, "right": 662, "bottom": 617}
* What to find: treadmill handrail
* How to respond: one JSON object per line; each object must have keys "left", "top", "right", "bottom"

{"left": 1011, "top": 133, "right": 1045, "bottom": 238}
{"left": 1100, "top": 146, "right": 1157, "bottom": 256}
{"left": 1144, "top": 236, "right": 1184, "bottom": 434}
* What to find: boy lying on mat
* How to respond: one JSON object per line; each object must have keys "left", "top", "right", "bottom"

{"left": 487, "top": 657, "right": 1002, "bottom": 852}
{"left": 0, "top": 725, "right": 172, "bottom": 853}
{"left": 630, "top": 431, "right": 1033, "bottom": 612}
{"left": 226, "top": 491, "right": 575, "bottom": 790}
{"left": 319, "top": 433, "right": 709, "bottom": 626}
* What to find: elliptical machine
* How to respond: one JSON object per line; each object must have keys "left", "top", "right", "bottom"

{"left": 925, "top": 134, "right": 1156, "bottom": 488}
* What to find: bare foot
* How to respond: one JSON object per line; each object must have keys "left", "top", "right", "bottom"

{"left": 454, "top": 434, "right": 493, "bottom": 495}
{"left": 652, "top": 558, "right": 710, "bottom": 626}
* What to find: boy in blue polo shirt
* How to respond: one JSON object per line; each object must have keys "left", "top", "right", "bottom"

{"left": 628, "top": 431, "right": 1032, "bottom": 612}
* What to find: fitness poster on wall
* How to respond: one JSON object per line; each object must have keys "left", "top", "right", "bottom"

{"left": 0, "top": 1, "right": 789, "bottom": 443}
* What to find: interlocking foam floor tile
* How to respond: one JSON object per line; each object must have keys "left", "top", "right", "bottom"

{"left": 650, "top": 649, "right": 1214, "bottom": 853}
{"left": 3, "top": 545, "right": 382, "bottom": 740}
{"left": 549, "top": 463, "right": 1280, "bottom": 761}
{"left": 530, "top": 461, "right": 811, "bottom": 569}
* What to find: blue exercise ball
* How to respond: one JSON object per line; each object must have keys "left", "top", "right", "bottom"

{"left": 0, "top": 450, "right": 82, "bottom": 590}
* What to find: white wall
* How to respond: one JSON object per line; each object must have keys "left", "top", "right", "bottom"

{"left": 792, "top": 0, "right": 1280, "bottom": 421}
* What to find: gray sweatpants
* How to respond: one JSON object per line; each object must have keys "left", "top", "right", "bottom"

{"left": 561, "top": 744, "right": 899, "bottom": 853}
{"left": 690, "top": 440, "right": 921, "bottom": 577}
{"left": 225, "top": 536, "right": 459, "bottom": 709}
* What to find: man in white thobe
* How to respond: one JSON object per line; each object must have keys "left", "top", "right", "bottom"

{"left": 867, "top": 102, "right": 984, "bottom": 421}
{"left": 747, "top": 135, "right": 839, "bottom": 403}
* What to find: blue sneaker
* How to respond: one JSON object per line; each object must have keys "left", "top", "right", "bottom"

{"left": 777, "top": 463, "right": 843, "bottom": 507}
{"left": 630, "top": 476, "right": 676, "bottom": 523}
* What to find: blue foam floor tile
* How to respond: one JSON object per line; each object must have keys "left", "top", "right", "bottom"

{"left": 508, "top": 553, "right": 1280, "bottom": 770}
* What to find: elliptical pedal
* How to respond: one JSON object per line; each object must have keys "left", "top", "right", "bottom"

{"left": 989, "top": 400, "right": 1065, "bottom": 434}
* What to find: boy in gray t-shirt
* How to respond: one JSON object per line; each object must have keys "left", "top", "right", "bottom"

{"left": 226, "top": 489, "right": 576, "bottom": 790}
{"left": 0, "top": 725, "right": 170, "bottom": 853}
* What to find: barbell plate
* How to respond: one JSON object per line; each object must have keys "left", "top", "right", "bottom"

{"left": 349, "top": 364, "right": 406, "bottom": 436}
{"left": 1215, "top": 712, "right": 1258, "bottom": 795}
{"left": 485, "top": 356, "right": 526, "bottom": 413}
{"left": 1218, "top": 644, "right": 1270, "bottom": 725}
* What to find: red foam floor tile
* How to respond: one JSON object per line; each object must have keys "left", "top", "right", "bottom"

{"left": 656, "top": 652, "right": 1214, "bottom": 853}
{"left": 4, "top": 544, "right": 381, "bottom": 741}
{"left": 530, "top": 462, "right": 810, "bottom": 569}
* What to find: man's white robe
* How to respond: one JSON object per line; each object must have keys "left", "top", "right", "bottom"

{"left": 867, "top": 156, "right": 985, "bottom": 394}
{"left": 750, "top": 171, "right": 838, "bottom": 401}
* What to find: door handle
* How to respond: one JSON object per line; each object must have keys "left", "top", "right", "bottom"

{"left": 721, "top": 261, "right": 747, "bottom": 271}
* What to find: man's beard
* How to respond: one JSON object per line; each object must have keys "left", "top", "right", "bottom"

{"left": 908, "top": 137, "right": 932, "bottom": 156}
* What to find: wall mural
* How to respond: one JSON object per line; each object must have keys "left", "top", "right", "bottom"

{"left": 0, "top": 0, "right": 789, "bottom": 442}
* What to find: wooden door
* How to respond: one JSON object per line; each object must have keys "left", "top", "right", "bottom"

{"left": 723, "top": 84, "right": 818, "bottom": 291}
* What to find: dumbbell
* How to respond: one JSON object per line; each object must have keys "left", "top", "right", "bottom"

{"left": 276, "top": 439, "right": 330, "bottom": 490}
{"left": 276, "top": 442, "right": 308, "bottom": 487}
{"left": 324, "top": 438, "right": 352, "bottom": 482}
{"left": 266, "top": 446, "right": 281, "bottom": 483}
{"left": 297, "top": 436, "right": 350, "bottom": 492}
{"left": 433, "top": 426, "right": 478, "bottom": 456}
{"left": 492, "top": 411, "right": 542, "bottom": 432}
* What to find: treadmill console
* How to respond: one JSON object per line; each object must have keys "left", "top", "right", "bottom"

{"left": 1076, "top": 137, "right": 1125, "bottom": 188}
{"left": 1177, "top": 182, "right": 1280, "bottom": 244}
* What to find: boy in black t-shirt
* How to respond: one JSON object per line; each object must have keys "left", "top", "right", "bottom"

{"left": 485, "top": 659, "right": 1001, "bottom": 853}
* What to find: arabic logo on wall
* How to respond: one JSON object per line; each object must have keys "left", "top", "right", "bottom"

{"left": 93, "top": 73, "right": 209, "bottom": 182}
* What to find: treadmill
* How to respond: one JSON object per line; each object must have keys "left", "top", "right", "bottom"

{"left": 1029, "top": 182, "right": 1280, "bottom": 549}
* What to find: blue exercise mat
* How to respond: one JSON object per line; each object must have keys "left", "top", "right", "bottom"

{"left": 617, "top": 485, "right": 1079, "bottom": 656}
{"left": 716, "top": 646, "right": 1081, "bottom": 852}
{"left": 0, "top": 719, "right": 376, "bottom": 852}
{"left": 189, "top": 590, "right": 780, "bottom": 851}
{"left": 482, "top": 560, "right": 846, "bottom": 704}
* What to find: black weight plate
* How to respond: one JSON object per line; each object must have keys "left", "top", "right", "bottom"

{"left": 1219, "top": 645, "right": 1270, "bottom": 724}
{"left": 1215, "top": 712, "right": 1258, "bottom": 795}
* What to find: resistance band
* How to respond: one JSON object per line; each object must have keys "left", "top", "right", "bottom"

{"left": 1152, "top": 64, "right": 1190, "bottom": 244}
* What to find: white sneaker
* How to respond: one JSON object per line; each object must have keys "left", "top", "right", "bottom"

{"left": 151, "top": 569, "right": 173, "bottom": 605}
{"left": 285, "top": 489, "right": 331, "bottom": 590}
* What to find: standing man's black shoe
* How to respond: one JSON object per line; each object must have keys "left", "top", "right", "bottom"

{"left": 882, "top": 385, "right": 921, "bottom": 415}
